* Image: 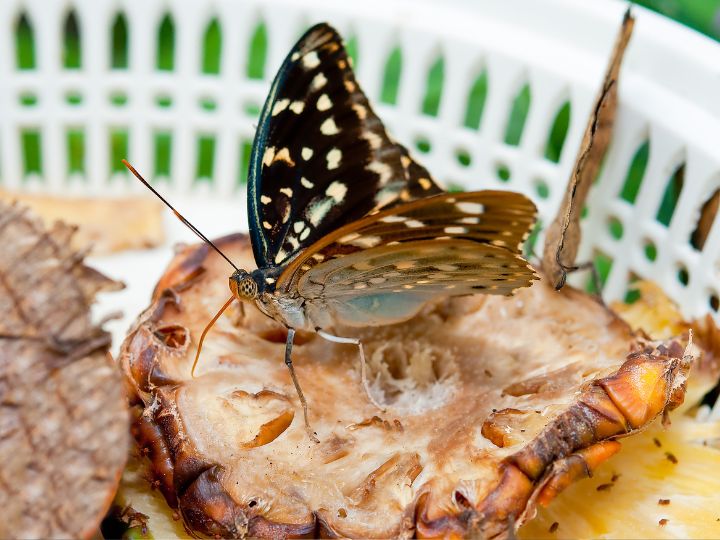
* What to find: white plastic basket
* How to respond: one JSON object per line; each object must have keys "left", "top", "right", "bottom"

{"left": 2, "top": 0, "right": 720, "bottom": 357}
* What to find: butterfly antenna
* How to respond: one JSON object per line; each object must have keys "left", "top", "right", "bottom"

{"left": 122, "top": 160, "right": 239, "bottom": 271}
{"left": 191, "top": 295, "right": 235, "bottom": 377}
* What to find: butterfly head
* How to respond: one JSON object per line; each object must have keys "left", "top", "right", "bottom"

{"left": 229, "top": 269, "right": 259, "bottom": 301}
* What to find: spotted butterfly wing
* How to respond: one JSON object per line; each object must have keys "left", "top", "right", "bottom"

{"left": 275, "top": 190, "right": 538, "bottom": 325}
{"left": 248, "top": 23, "right": 442, "bottom": 273}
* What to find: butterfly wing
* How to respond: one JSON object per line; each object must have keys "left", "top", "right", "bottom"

{"left": 276, "top": 190, "right": 537, "bottom": 298}
{"left": 297, "top": 239, "right": 535, "bottom": 327}
{"left": 248, "top": 23, "right": 442, "bottom": 271}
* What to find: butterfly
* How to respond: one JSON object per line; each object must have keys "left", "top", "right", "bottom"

{"left": 125, "top": 23, "right": 538, "bottom": 441}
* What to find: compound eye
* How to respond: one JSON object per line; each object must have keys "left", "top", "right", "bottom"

{"left": 240, "top": 279, "right": 256, "bottom": 298}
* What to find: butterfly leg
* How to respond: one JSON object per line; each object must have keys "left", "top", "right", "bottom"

{"left": 316, "top": 329, "right": 386, "bottom": 412}
{"left": 284, "top": 328, "right": 319, "bottom": 443}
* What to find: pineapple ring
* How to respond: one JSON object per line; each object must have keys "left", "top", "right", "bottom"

{"left": 120, "top": 234, "right": 706, "bottom": 538}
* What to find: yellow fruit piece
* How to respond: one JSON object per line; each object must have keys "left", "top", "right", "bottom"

{"left": 113, "top": 453, "right": 189, "bottom": 539}
{"left": 519, "top": 413, "right": 720, "bottom": 539}
{"left": 613, "top": 281, "right": 687, "bottom": 340}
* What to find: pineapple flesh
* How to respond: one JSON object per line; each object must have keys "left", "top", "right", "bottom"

{"left": 112, "top": 236, "right": 720, "bottom": 538}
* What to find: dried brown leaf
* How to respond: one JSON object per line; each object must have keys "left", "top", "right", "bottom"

{"left": 542, "top": 10, "right": 635, "bottom": 289}
{"left": 0, "top": 201, "right": 128, "bottom": 539}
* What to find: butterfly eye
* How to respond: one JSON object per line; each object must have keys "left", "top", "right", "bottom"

{"left": 239, "top": 277, "right": 258, "bottom": 299}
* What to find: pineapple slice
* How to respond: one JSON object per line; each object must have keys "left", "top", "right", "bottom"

{"left": 518, "top": 412, "right": 720, "bottom": 539}
{"left": 114, "top": 235, "right": 719, "bottom": 538}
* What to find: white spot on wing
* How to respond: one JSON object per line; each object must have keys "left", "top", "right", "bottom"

{"left": 262, "top": 221, "right": 272, "bottom": 229}
{"left": 436, "top": 264, "right": 457, "bottom": 272}
{"left": 362, "top": 130, "right": 382, "bottom": 149}
{"left": 262, "top": 147, "right": 275, "bottom": 167}
{"left": 286, "top": 236, "right": 300, "bottom": 250}
{"left": 326, "top": 181, "right": 347, "bottom": 202}
{"left": 339, "top": 232, "right": 360, "bottom": 243}
{"left": 352, "top": 103, "right": 367, "bottom": 119}
{"left": 445, "top": 226, "right": 468, "bottom": 234}
{"left": 380, "top": 215, "right": 406, "bottom": 223}
{"left": 303, "top": 51, "right": 320, "bottom": 69}
{"left": 260, "top": 195, "right": 271, "bottom": 205}
{"left": 274, "top": 249, "right": 287, "bottom": 264}
{"left": 320, "top": 117, "right": 339, "bottom": 135}
{"left": 344, "top": 79, "right": 356, "bottom": 92}
{"left": 273, "top": 147, "right": 295, "bottom": 166}
{"left": 316, "top": 94, "right": 332, "bottom": 111}
{"left": 326, "top": 148, "right": 342, "bottom": 170}
{"left": 301, "top": 177, "right": 314, "bottom": 189}
{"left": 266, "top": 277, "right": 276, "bottom": 284}
{"left": 354, "top": 282, "right": 367, "bottom": 290}
{"left": 419, "top": 178, "right": 433, "bottom": 190}
{"left": 367, "top": 161, "right": 393, "bottom": 186}
{"left": 301, "top": 147, "right": 313, "bottom": 160}
{"left": 312, "top": 72, "right": 327, "bottom": 90}
{"left": 272, "top": 98, "right": 289, "bottom": 116}
{"left": 293, "top": 221, "right": 305, "bottom": 233}
{"left": 456, "top": 202, "right": 485, "bottom": 214}
{"left": 458, "top": 217, "right": 480, "bottom": 224}
{"left": 289, "top": 101, "right": 305, "bottom": 114}
{"left": 279, "top": 187, "right": 293, "bottom": 197}
{"left": 300, "top": 228, "right": 310, "bottom": 241}
{"left": 374, "top": 188, "right": 398, "bottom": 208}
{"left": 405, "top": 219, "right": 424, "bottom": 228}
{"left": 308, "top": 198, "right": 333, "bottom": 226}
{"left": 348, "top": 235, "right": 381, "bottom": 248}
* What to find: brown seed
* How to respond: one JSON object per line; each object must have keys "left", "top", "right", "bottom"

{"left": 665, "top": 452, "right": 678, "bottom": 464}
{"left": 659, "top": 518, "right": 668, "bottom": 526}
{"left": 653, "top": 437, "right": 662, "bottom": 448}
{"left": 611, "top": 473, "right": 621, "bottom": 482}
{"left": 596, "top": 483, "right": 613, "bottom": 492}
{"left": 658, "top": 499, "right": 671, "bottom": 506}
{"left": 549, "top": 522, "right": 559, "bottom": 533}
{"left": 338, "top": 508, "right": 348, "bottom": 518}
{"left": 484, "top": 369, "right": 493, "bottom": 378}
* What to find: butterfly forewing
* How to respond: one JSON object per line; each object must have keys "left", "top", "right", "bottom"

{"left": 248, "top": 23, "right": 441, "bottom": 271}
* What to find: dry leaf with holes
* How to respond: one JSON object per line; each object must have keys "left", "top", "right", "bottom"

{"left": 542, "top": 10, "right": 634, "bottom": 289}
{"left": 0, "top": 202, "right": 128, "bottom": 539}
{"left": 115, "top": 234, "right": 712, "bottom": 538}
{"left": 0, "top": 189, "right": 164, "bottom": 255}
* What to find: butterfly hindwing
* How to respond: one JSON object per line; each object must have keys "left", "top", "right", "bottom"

{"left": 297, "top": 239, "right": 536, "bottom": 326}
{"left": 248, "top": 23, "right": 441, "bottom": 271}
{"left": 276, "top": 190, "right": 537, "bottom": 293}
